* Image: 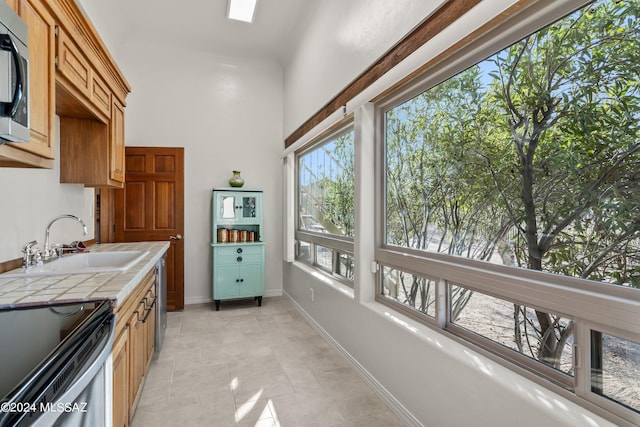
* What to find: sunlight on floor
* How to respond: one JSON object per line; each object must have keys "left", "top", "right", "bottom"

{"left": 234, "top": 389, "right": 263, "bottom": 422}
{"left": 235, "top": 392, "right": 284, "bottom": 427}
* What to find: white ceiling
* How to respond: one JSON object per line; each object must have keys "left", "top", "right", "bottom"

{"left": 76, "top": 0, "right": 316, "bottom": 65}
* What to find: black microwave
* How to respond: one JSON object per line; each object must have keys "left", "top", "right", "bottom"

{"left": 0, "top": 1, "right": 29, "bottom": 143}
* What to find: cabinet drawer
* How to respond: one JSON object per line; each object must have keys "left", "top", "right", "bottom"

{"left": 91, "top": 74, "right": 111, "bottom": 117}
{"left": 215, "top": 245, "right": 263, "bottom": 264}
{"left": 57, "top": 28, "right": 91, "bottom": 96}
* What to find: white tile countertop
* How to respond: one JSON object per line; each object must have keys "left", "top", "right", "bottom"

{"left": 0, "top": 242, "right": 169, "bottom": 309}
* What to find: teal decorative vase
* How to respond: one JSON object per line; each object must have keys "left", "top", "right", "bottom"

{"left": 229, "top": 170, "right": 245, "bottom": 187}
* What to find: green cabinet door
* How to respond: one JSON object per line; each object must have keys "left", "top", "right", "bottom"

{"left": 214, "top": 264, "right": 241, "bottom": 299}
{"left": 213, "top": 190, "right": 263, "bottom": 227}
{"left": 236, "top": 263, "right": 263, "bottom": 297}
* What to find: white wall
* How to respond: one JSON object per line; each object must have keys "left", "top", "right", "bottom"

{"left": 282, "top": 0, "right": 615, "bottom": 426}
{"left": 0, "top": 118, "right": 94, "bottom": 264}
{"left": 283, "top": 0, "right": 445, "bottom": 136}
{"left": 114, "top": 39, "right": 284, "bottom": 304}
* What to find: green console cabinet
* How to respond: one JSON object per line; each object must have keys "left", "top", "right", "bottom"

{"left": 211, "top": 188, "right": 264, "bottom": 311}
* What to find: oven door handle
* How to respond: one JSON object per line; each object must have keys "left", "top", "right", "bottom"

{"left": 0, "top": 34, "right": 25, "bottom": 118}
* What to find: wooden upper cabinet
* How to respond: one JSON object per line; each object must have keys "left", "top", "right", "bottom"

{"left": 50, "top": 0, "right": 130, "bottom": 187}
{"left": 0, "top": 0, "right": 55, "bottom": 168}
{"left": 1, "top": 0, "right": 130, "bottom": 176}
{"left": 59, "top": 115, "right": 124, "bottom": 188}
{"left": 58, "top": 96, "right": 125, "bottom": 188}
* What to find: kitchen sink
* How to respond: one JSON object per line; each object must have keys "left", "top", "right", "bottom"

{"left": 1, "top": 251, "right": 150, "bottom": 277}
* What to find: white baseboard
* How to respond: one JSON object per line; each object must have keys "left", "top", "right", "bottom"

{"left": 283, "top": 291, "right": 422, "bottom": 427}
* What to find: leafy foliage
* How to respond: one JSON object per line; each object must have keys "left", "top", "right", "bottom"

{"left": 384, "top": 0, "right": 640, "bottom": 367}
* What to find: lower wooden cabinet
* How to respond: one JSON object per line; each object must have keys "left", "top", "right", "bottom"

{"left": 112, "top": 328, "right": 129, "bottom": 427}
{"left": 112, "top": 269, "right": 156, "bottom": 426}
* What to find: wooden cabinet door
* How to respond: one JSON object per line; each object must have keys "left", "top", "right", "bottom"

{"left": 110, "top": 99, "right": 125, "bottom": 183}
{"left": 112, "top": 329, "right": 130, "bottom": 427}
{"left": 127, "top": 305, "right": 145, "bottom": 411}
{"left": 6, "top": 0, "right": 55, "bottom": 159}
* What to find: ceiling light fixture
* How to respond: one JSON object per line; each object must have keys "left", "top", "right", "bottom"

{"left": 227, "top": 0, "right": 257, "bottom": 23}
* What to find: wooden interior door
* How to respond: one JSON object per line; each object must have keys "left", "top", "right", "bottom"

{"left": 115, "top": 147, "right": 184, "bottom": 310}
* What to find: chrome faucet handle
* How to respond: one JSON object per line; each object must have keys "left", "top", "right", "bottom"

{"left": 42, "top": 244, "right": 62, "bottom": 261}
{"left": 21, "top": 240, "right": 41, "bottom": 268}
{"left": 22, "top": 240, "right": 38, "bottom": 253}
{"left": 33, "top": 250, "right": 43, "bottom": 266}
{"left": 48, "top": 243, "right": 62, "bottom": 259}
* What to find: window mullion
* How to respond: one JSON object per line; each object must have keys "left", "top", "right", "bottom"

{"left": 436, "top": 278, "right": 447, "bottom": 329}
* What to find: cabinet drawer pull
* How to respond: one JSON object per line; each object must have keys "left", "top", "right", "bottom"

{"left": 237, "top": 256, "right": 243, "bottom": 262}
{"left": 136, "top": 296, "right": 156, "bottom": 323}
{"left": 237, "top": 248, "right": 243, "bottom": 254}
{"left": 142, "top": 296, "right": 154, "bottom": 310}
{"left": 136, "top": 298, "right": 157, "bottom": 323}
{"left": 235, "top": 278, "right": 244, "bottom": 283}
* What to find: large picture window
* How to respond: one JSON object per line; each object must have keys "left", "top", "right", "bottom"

{"left": 385, "top": 0, "right": 639, "bottom": 286}
{"left": 296, "top": 124, "right": 355, "bottom": 283}
{"left": 378, "top": 0, "right": 639, "bottom": 420}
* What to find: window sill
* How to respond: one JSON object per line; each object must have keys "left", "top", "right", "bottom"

{"left": 359, "top": 299, "right": 620, "bottom": 427}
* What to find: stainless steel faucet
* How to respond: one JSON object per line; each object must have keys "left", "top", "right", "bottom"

{"left": 43, "top": 214, "right": 88, "bottom": 260}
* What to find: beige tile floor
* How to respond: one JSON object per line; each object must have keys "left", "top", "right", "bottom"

{"left": 130, "top": 297, "right": 406, "bottom": 427}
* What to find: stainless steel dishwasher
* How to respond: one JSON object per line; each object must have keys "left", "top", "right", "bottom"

{"left": 154, "top": 253, "right": 167, "bottom": 356}
{"left": 0, "top": 300, "right": 115, "bottom": 427}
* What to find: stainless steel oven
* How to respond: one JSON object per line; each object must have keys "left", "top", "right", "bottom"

{"left": 0, "top": 1, "right": 29, "bottom": 143}
{"left": 0, "top": 300, "right": 115, "bottom": 427}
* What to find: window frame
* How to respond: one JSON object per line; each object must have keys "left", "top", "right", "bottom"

{"left": 373, "top": 0, "right": 640, "bottom": 424}
{"left": 295, "top": 117, "right": 355, "bottom": 286}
